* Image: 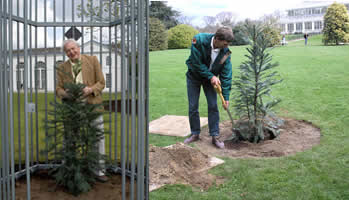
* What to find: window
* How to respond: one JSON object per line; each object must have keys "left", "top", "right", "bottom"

{"left": 17, "top": 62, "right": 24, "bottom": 90}
{"left": 280, "top": 24, "right": 286, "bottom": 32}
{"left": 305, "top": 22, "right": 312, "bottom": 30}
{"left": 35, "top": 61, "right": 46, "bottom": 90}
{"left": 296, "top": 23, "right": 303, "bottom": 31}
{"left": 287, "top": 23, "right": 294, "bottom": 33}
{"left": 106, "top": 56, "right": 111, "bottom": 66}
{"left": 106, "top": 73, "right": 112, "bottom": 88}
{"left": 314, "top": 21, "right": 323, "bottom": 30}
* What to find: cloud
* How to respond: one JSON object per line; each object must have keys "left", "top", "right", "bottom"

{"left": 167, "top": 0, "right": 308, "bottom": 25}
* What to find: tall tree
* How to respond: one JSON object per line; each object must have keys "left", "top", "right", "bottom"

{"left": 177, "top": 15, "right": 196, "bottom": 26}
{"left": 200, "top": 16, "right": 218, "bottom": 33}
{"left": 215, "top": 11, "right": 237, "bottom": 28}
{"left": 149, "top": 1, "right": 180, "bottom": 29}
{"left": 231, "top": 21, "right": 283, "bottom": 143}
{"left": 323, "top": 2, "right": 349, "bottom": 45}
{"left": 149, "top": 17, "right": 168, "bottom": 51}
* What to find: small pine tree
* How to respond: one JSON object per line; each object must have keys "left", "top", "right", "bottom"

{"left": 323, "top": 2, "right": 349, "bottom": 45}
{"left": 45, "top": 68, "right": 107, "bottom": 195}
{"left": 231, "top": 22, "right": 283, "bottom": 143}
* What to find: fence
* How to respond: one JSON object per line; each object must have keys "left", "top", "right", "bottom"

{"left": 0, "top": 0, "right": 149, "bottom": 199}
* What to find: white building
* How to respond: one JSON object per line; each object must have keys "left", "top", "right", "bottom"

{"left": 9, "top": 40, "right": 126, "bottom": 93}
{"left": 279, "top": 1, "right": 349, "bottom": 34}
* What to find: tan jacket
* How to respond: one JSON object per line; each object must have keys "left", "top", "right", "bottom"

{"left": 56, "top": 55, "right": 105, "bottom": 105}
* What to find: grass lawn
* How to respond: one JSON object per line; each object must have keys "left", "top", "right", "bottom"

{"left": 1, "top": 92, "right": 137, "bottom": 162}
{"left": 149, "top": 35, "right": 349, "bottom": 199}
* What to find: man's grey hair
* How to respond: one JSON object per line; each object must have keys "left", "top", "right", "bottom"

{"left": 62, "top": 39, "right": 80, "bottom": 52}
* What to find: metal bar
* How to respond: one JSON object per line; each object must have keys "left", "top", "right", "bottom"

{"left": 114, "top": 24, "right": 118, "bottom": 162}
{"left": 29, "top": 0, "right": 34, "bottom": 168}
{"left": 120, "top": 0, "right": 126, "bottom": 198}
{"left": 130, "top": 0, "right": 136, "bottom": 198}
{"left": 44, "top": 3, "right": 49, "bottom": 164}
{"left": 17, "top": 20, "right": 21, "bottom": 173}
{"left": 53, "top": 0, "right": 58, "bottom": 160}
{"left": 23, "top": 0, "right": 32, "bottom": 198}
{"left": 35, "top": 0, "right": 39, "bottom": 165}
{"left": 3, "top": 1, "right": 11, "bottom": 199}
{"left": 138, "top": 0, "right": 146, "bottom": 198}
{"left": 126, "top": 0, "right": 130, "bottom": 171}
{"left": 9, "top": 0, "right": 16, "bottom": 198}
{"left": 145, "top": 0, "right": 150, "bottom": 198}
{"left": 44, "top": 8, "right": 49, "bottom": 163}
{"left": 0, "top": 1, "right": 6, "bottom": 199}
{"left": 108, "top": 0, "right": 112, "bottom": 161}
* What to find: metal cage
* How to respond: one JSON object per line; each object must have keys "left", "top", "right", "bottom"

{"left": 0, "top": 0, "right": 149, "bottom": 199}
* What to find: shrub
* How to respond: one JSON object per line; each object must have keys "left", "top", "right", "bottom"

{"left": 149, "top": 17, "right": 168, "bottom": 51}
{"left": 230, "top": 22, "right": 283, "bottom": 143}
{"left": 323, "top": 2, "right": 349, "bottom": 45}
{"left": 168, "top": 24, "right": 199, "bottom": 49}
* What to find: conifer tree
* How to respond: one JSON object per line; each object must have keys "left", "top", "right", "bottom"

{"left": 45, "top": 67, "right": 107, "bottom": 195}
{"left": 231, "top": 22, "right": 283, "bottom": 143}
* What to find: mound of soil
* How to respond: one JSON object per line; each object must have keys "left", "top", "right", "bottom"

{"left": 195, "top": 118, "right": 321, "bottom": 158}
{"left": 149, "top": 143, "right": 225, "bottom": 191}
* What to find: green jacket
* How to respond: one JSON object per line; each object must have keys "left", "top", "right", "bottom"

{"left": 186, "top": 33, "right": 232, "bottom": 100}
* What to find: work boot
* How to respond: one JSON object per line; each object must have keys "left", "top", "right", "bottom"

{"left": 212, "top": 136, "right": 225, "bottom": 149}
{"left": 184, "top": 134, "right": 200, "bottom": 144}
{"left": 96, "top": 175, "right": 109, "bottom": 183}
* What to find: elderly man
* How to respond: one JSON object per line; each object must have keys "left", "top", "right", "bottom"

{"left": 184, "top": 27, "right": 234, "bottom": 149}
{"left": 56, "top": 39, "right": 107, "bottom": 182}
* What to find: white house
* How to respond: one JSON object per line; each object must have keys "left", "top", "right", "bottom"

{"left": 279, "top": 1, "right": 349, "bottom": 34}
{"left": 9, "top": 40, "right": 127, "bottom": 93}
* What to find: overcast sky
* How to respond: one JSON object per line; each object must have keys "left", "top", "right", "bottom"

{"left": 165, "top": 0, "right": 345, "bottom": 26}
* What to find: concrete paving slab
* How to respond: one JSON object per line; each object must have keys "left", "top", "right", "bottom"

{"left": 149, "top": 115, "right": 208, "bottom": 137}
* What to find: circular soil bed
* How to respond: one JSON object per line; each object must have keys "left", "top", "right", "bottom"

{"left": 195, "top": 118, "right": 321, "bottom": 158}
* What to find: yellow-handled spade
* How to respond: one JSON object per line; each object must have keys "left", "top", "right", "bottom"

{"left": 214, "top": 84, "right": 234, "bottom": 125}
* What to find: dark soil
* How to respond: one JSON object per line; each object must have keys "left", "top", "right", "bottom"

{"left": 195, "top": 118, "right": 321, "bottom": 158}
{"left": 15, "top": 170, "right": 136, "bottom": 200}
{"left": 15, "top": 118, "right": 321, "bottom": 198}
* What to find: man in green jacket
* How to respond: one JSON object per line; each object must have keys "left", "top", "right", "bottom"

{"left": 184, "top": 27, "right": 234, "bottom": 149}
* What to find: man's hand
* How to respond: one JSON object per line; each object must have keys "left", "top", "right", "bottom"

{"left": 223, "top": 100, "right": 229, "bottom": 110}
{"left": 62, "top": 90, "right": 72, "bottom": 101}
{"left": 83, "top": 87, "right": 93, "bottom": 96}
{"left": 210, "top": 76, "right": 221, "bottom": 87}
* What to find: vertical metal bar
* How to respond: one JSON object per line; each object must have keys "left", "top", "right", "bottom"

{"left": 29, "top": 0, "right": 34, "bottom": 167}
{"left": 80, "top": 0, "right": 83, "bottom": 54}
{"left": 44, "top": 0, "right": 49, "bottom": 163}
{"left": 3, "top": 1, "right": 11, "bottom": 199}
{"left": 120, "top": 0, "right": 126, "bottom": 198}
{"left": 126, "top": 0, "right": 130, "bottom": 171}
{"left": 137, "top": 0, "right": 146, "bottom": 198}
{"left": 130, "top": 0, "right": 136, "bottom": 198}
{"left": 17, "top": 19, "right": 22, "bottom": 173}
{"left": 34, "top": 0, "right": 39, "bottom": 164}
{"left": 9, "top": 0, "right": 16, "bottom": 198}
{"left": 108, "top": 0, "right": 112, "bottom": 161}
{"left": 114, "top": 24, "right": 118, "bottom": 162}
{"left": 0, "top": 1, "right": 6, "bottom": 199}
{"left": 145, "top": 0, "right": 150, "bottom": 198}
{"left": 0, "top": 0, "right": 3, "bottom": 199}
{"left": 24, "top": 0, "right": 32, "bottom": 198}
{"left": 90, "top": 0, "right": 93, "bottom": 56}
{"left": 53, "top": 0, "right": 58, "bottom": 161}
